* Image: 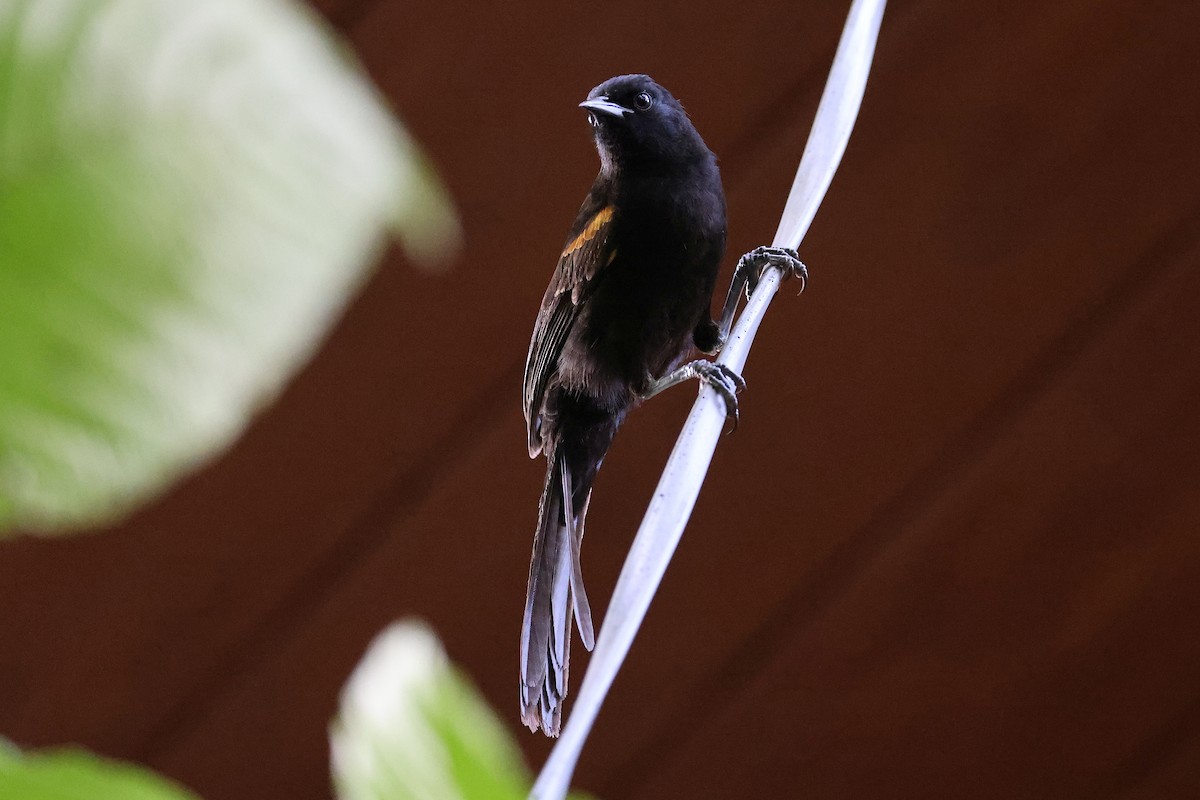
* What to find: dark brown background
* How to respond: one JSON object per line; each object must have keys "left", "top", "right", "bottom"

{"left": 4, "top": 0, "right": 1200, "bottom": 797}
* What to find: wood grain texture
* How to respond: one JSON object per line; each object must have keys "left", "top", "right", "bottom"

{"left": 1, "top": 0, "right": 1198, "bottom": 798}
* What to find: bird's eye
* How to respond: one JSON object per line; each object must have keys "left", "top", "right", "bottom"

{"left": 633, "top": 91, "right": 653, "bottom": 111}
{"left": 588, "top": 112, "right": 599, "bottom": 128}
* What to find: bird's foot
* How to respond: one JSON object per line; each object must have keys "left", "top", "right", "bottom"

{"left": 682, "top": 360, "right": 746, "bottom": 431}
{"left": 735, "top": 246, "right": 808, "bottom": 299}
{"left": 641, "top": 360, "right": 746, "bottom": 430}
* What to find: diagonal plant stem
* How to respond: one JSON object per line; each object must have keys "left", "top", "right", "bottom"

{"left": 529, "top": 1, "right": 887, "bottom": 797}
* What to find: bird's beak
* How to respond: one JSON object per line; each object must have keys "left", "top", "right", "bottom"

{"left": 579, "top": 98, "right": 630, "bottom": 118}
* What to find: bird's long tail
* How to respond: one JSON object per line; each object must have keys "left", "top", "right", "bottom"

{"left": 520, "top": 412, "right": 617, "bottom": 736}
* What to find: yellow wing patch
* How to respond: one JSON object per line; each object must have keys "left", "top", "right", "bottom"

{"left": 561, "top": 206, "right": 614, "bottom": 259}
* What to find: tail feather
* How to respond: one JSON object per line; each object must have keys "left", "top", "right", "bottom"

{"left": 520, "top": 447, "right": 595, "bottom": 736}
{"left": 560, "top": 458, "right": 595, "bottom": 650}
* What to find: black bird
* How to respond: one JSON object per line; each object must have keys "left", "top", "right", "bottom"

{"left": 519, "top": 74, "right": 754, "bottom": 736}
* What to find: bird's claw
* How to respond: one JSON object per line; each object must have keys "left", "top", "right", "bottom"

{"left": 735, "top": 246, "right": 808, "bottom": 299}
{"left": 687, "top": 360, "right": 745, "bottom": 432}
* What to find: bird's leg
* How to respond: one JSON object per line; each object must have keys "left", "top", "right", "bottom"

{"left": 713, "top": 246, "right": 809, "bottom": 350}
{"left": 641, "top": 360, "right": 747, "bottom": 430}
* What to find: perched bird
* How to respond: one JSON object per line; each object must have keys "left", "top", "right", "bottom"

{"left": 519, "top": 74, "right": 746, "bottom": 736}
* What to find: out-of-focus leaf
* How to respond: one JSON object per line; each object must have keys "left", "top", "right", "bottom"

{"left": 0, "top": 0, "right": 459, "bottom": 533}
{"left": 331, "top": 621, "right": 532, "bottom": 800}
{"left": 0, "top": 741, "right": 202, "bottom": 799}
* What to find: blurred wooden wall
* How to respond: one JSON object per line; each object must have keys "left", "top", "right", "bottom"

{"left": 3, "top": 0, "right": 1199, "bottom": 797}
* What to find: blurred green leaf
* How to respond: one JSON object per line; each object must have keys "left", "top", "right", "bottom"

{"left": 331, "top": 621, "right": 532, "bottom": 800}
{"left": 0, "top": 0, "right": 458, "bottom": 533}
{"left": 0, "top": 741, "right": 202, "bottom": 799}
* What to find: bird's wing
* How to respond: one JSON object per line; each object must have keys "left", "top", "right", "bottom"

{"left": 523, "top": 194, "right": 617, "bottom": 457}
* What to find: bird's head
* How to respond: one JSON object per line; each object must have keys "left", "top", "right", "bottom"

{"left": 580, "top": 74, "right": 712, "bottom": 174}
